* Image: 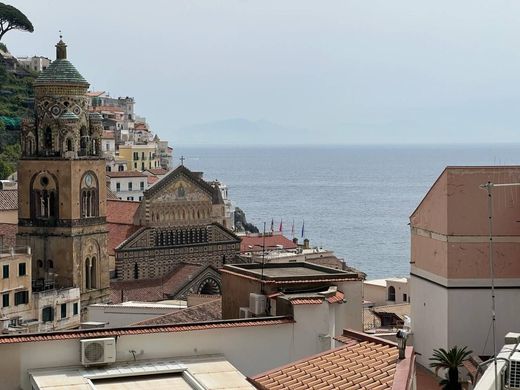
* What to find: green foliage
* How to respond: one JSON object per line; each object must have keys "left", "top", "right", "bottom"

{"left": 0, "top": 3, "right": 33, "bottom": 41}
{"left": 429, "top": 346, "right": 472, "bottom": 390}
{"left": 0, "top": 42, "right": 6, "bottom": 52}
{"left": 0, "top": 159, "right": 13, "bottom": 179}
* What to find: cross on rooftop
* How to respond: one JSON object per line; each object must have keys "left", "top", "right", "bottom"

{"left": 180, "top": 156, "right": 185, "bottom": 165}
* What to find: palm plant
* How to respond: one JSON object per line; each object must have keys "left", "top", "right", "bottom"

{"left": 429, "top": 346, "right": 473, "bottom": 390}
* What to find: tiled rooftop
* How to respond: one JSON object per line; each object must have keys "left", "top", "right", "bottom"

{"left": 110, "top": 263, "right": 204, "bottom": 303}
{"left": 106, "top": 199, "right": 139, "bottom": 225}
{"left": 0, "top": 317, "right": 294, "bottom": 344}
{"left": 106, "top": 170, "right": 147, "bottom": 178}
{"left": 250, "top": 330, "right": 401, "bottom": 390}
{"left": 146, "top": 168, "right": 168, "bottom": 175}
{"left": 240, "top": 234, "right": 297, "bottom": 253}
{"left": 132, "top": 297, "right": 222, "bottom": 326}
{"left": 0, "top": 189, "right": 17, "bottom": 210}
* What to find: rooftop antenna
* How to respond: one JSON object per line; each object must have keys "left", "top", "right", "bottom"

{"left": 479, "top": 180, "right": 520, "bottom": 390}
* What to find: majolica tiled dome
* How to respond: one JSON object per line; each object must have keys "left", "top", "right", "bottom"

{"left": 34, "top": 39, "right": 89, "bottom": 87}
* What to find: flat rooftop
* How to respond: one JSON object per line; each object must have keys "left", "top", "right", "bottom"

{"left": 223, "top": 262, "right": 359, "bottom": 282}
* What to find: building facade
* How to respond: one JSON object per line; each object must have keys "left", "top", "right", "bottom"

{"left": 16, "top": 39, "right": 110, "bottom": 306}
{"left": 410, "top": 166, "right": 520, "bottom": 367}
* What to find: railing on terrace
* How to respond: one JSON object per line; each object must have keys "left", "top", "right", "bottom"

{"left": 0, "top": 246, "right": 31, "bottom": 258}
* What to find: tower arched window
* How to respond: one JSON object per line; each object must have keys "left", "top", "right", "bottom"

{"left": 388, "top": 286, "right": 396, "bottom": 301}
{"left": 85, "top": 257, "right": 97, "bottom": 290}
{"left": 80, "top": 126, "right": 88, "bottom": 155}
{"left": 31, "top": 173, "right": 58, "bottom": 220}
{"left": 80, "top": 172, "right": 98, "bottom": 218}
{"left": 66, "top": 138, "right": 73, "bottom": 152}
{"left": 44, "top": 127, "right": 53, "bottom": 149}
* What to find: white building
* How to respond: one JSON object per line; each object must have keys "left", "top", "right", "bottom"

{"left": 16, "top": 56, "right": 51, "bottom": 72}
{"left": 364, "top": 277, "right": 409, "bottom": 307}
{"left": 106, "top": 171, "right": 148, "bottom": 201}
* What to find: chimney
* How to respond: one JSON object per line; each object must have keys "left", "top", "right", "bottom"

{"left": 292, "top": 238, "right": 298, "bottom": 245}
{"left": 303, "top": 238, "right": 310, "bottom": 249}
{"left": 396, "top": 330, "right": 409, "bottom": 359}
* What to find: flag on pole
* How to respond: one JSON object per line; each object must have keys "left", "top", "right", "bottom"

{"left": 301, "top": 220, "right": 305, "bottom": 238}
{"left": 291, "top": 219, "right": 295, "bottom": 238}
{"left": 270, "top": 218, "right": 274, "bottom": 233}
{"left": 279, "top": 219, "right": 283, "bottom": 233}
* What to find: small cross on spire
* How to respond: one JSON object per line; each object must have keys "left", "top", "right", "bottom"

{"left": 180, "top": 156, "right": 185, "bottom": 165}
{"left": 59, "top": 30, "right": 62, "bottom": 40}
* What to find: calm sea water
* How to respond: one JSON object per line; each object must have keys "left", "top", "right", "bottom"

{"left": 174, "top": 144, "right": 520, "bottom": 279}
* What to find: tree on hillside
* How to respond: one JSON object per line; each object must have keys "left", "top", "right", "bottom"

{"left": 430, "top": 346, "right": 472, "bottom": 390}
{"left": 0, "top": 3, "right": 33, "bottom": 41}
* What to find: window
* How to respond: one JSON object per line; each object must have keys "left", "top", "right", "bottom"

{"left": 14, "top": 291, "right": 29, "bottom": 305}
{"left": 81, "top": 172, "right": 99, "bottom": 218}
{"left": 2, "top": 264, "right": 8, "bottom": 279}
{"left": 140, "top": 181, "right": 144, "bottom": 191}
{"left": 42, "top": 306, "right": 54, "bottom": 322}
{"left": 134, "top": 162, "right": 137, "bottom": 169}
{"left": 118, "top": 165, "right": 124, "bottom": 171}
{"left": 127, "top": 197, "right": 134, "bottom": 201}
{"left": 133, "top": 152, "right": 139, "bottom": 160}
{"left": 141, "top": 162, "right": 145, "bottom": 171}
{"left": 73, "top": 302, "right": 78, "bottom": 316}
{"left": 403, "top": 293, "right": 408, "bottom": 302}
{"left": 2, "top": 293, "right": 9, "bottom": 308}
{"left": 116, "top": 182, "right": 121, "bottom": 192}
{"left": 106, "top": 166, "right": 111, "bottom": 172}
{"left": 18, "top": 262, "right": 26, "bottom": 276}
{"left": 61, "top": 303, "right": 67, "bottom": 318}
{"left": 141, "top": 152, "right": 145, "bottom": 160}
{"left": 85, "top": 257, "right": 97, "bottom": 290}
{"left": 31, "top": 173, "right": 58, "bottom": 220}
{"left": 388, "top": 286, "right": 396, "bottom": 301}
{"left": 128, "top": 182, "right": 132, "bottom": 191}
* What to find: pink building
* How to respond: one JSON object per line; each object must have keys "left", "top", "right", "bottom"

{"left": 410, "top": 166, "right": 520, "bottom": 367}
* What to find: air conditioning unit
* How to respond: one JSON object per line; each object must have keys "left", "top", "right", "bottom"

{"left": 249, "top": 293, "right": 266, "bottom": 316}
{"left": 508, "top": 351, "right": 520, "bottom": 389}
{"left": 239, "top": 307, "right": 252, "bottom": 319}
{"left": 80, "top": 337, "right": 116, "bottom": 366}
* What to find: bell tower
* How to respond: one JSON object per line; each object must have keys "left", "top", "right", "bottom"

{"left": 17, "top": 38, "right": 109, "bottom": 305}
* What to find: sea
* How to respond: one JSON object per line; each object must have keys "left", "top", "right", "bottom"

{"left": 173, "top": 144, "right": 520, "bottom": 280}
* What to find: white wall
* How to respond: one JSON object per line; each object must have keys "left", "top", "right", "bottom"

{"left": 87, "top": 305, "right": 183, "bottom": 327}
{"left": 448, "top": 288, "right": 520, "bottom": 358}
{"left": 410, "top": 275, "right": 448, "bottom": 367}
{"left": 1, "top": 320, "right": 338, "bottom": 390}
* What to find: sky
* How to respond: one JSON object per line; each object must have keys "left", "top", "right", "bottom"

{"left": 5, "top": 0, "right": 520, "bottom": 145}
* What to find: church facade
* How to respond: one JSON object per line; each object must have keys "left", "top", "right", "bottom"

{"left": 114, "top": 165, "right": 241, "bottom": 281}
{"left": 16, "top": 39, "right": 110, "bottom": 305}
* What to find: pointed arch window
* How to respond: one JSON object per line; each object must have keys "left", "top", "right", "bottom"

{"left": 85, "top": 257, "right": 97, "bottom": 290}
{"left": 80, "top": 172, "right": 98, "bottom": 218}
{"left": 44, "top": 127, "right": 53, "bottom": 149}
{"left": 80, "top": 126, "right": 88, "bottom": 155}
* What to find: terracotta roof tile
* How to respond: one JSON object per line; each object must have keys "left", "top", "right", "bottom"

{"left": 249, "top": 330, "right": 400, "bottom": 390}
{"left": 102, "top": 130, "right": 115, "bottom": 139}
{"left": 240, "top": 234, "right": 297, "bottom": 253}
{"left": 106, "top": 199, "right": 139, "bottom": 225}
{"left": 0, "top": 190, "right": 17, "bottom": 210}
{"left": 147, "top": 175, "right": 159, "bottom": 185}
{"left": 107, "top": 223, "right": 139, "bottom": 256}
{"left": 132, "top": 298, "right": 222, "bottom": 326}
{"left": 0, "top": 316, "right": 294, "bottom": 344}
{"left": 106, "top": 170, "right": 147, "bottom": 178}
{"left": 146, "top": 168, "right": 168, "bottom": 175}
{"left": 110, "top": 263, "right": 204, "bottom": 303}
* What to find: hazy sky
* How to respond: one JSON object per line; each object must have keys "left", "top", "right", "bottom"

{"left": 5, "top": 0, "right": 520, "bottom": 144}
